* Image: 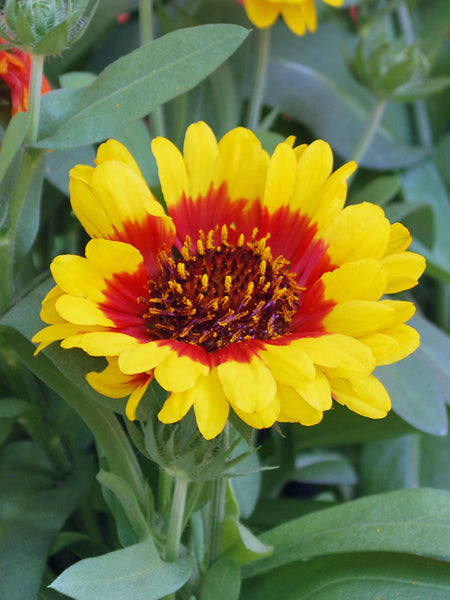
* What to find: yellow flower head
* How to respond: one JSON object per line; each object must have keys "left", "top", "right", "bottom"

{"left": 237, "top": 0, "right": 344, "bottom": 35}
{"left": 33, "top": 122, "right": 425, "bottom": 439}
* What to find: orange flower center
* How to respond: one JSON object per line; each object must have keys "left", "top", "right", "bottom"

{"left": 139, "top": 226, "right": 302, "bottom": 352}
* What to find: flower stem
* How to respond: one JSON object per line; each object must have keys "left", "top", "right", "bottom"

{"left": 206, "top": 475, "right": 227, "bottom": 566}
{"left": 396, "top": 2, "right": 433, "bottom": 149}
{"left": 27, "top": 53, "right": 45, "bottom": 145}
{"left": 246, "top": 27, "right": 271, "bottom": 131}
{"left": 139, "top": 0, "right": 166, "bottom": 137}
{"left": 350, "top": 97, "right": 387, "bottom": 165}
{"left": 165, "top": 476, "right": 189, "bottom": 562}
{"left": 158, "top": 467, "right": 173, "bottom": 519}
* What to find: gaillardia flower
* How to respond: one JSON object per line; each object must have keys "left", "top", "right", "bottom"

{"left": 237, "top": 0, "right": 344, "bottom": 35}
{"left": 0, "top": 39, "right": 51, "bottom": 115}
{"left": 33, "top": 122, "right": 425, "bottom": 439}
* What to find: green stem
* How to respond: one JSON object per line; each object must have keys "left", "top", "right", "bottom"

{"left": 397, "top": 2, "right": 433, "bottom": 148}
{"left": 165, "top": 476, "right": 189, "bottom": 562}
{"left": 246, "top": 27, "right": 271, "bottom": 131}
{"left": 139, "top": 0, "right": 165, "bottom": 137}
{"left": 350, "top": 97, "right": 387, "bottom": 165}
{"left": 206, "top": 475, "right": 227, "bottom": 566}
{"left": 27, "top": 53, "right": 45, "bottom": 145}
{"left": 158, "top": 467, "right": 173, "bottom": 519}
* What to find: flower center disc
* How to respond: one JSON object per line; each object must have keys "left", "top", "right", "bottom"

{"left": 140, "top": 227, "right": 302, "bottom": 353}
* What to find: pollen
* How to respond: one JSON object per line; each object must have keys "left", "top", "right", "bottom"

{"left": 140, "top": 227, "right": 302, "bottom": 352}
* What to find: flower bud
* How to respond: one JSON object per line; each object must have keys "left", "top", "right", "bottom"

{"left": 0, "top": 0, "right": 99, "bottom": 55}
{"left": 352, "top": 25, "right": 431, "bottom": 100}
{"left": 143, "top": 404, "right": 243, "bottom": 482}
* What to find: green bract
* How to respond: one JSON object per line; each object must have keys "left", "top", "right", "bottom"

{"left": 0, "top": 0, "right": 100, "bottom": 54}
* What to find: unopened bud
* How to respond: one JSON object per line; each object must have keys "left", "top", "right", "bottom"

{"left": 0, "top": 0, "right": 99, "bottom": 55}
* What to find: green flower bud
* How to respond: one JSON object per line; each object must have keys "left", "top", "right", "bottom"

{"left": 352, "top": 25, "right": 432, "bottom": 100}
{"left": 142, "top": 404, "right": 248, "bottom": 483}
{"left": 0, "top": 0, "right": 100, "bottom": 55}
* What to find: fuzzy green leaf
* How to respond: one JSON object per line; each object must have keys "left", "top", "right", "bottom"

{"left": 50, "top": 537, "right": 193, "bottom": 600}
{"left": 35, "top": 24, "right": 249, "bottom": 148}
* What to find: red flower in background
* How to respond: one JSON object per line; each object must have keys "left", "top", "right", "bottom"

{"left": 0, "top": 40, "right": 51, "bottom": 116}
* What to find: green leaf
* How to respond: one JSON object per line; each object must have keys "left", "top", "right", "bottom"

{"left": 360, "top": 430, "right": 450, "bottom": 497}
{"left": 229, "top": 438, "right": 261, "bottom": 519}
{"left": 360, "top": 434, "right": 420, "bottom": 495}
{"left": 377, "top": 313, "right": 449, "bottom": 436}
{"left": 242, "top": 553, "right": 450, "bottom": 599}
{"left": 0, "top": 441, "right": 93, "bottom": 600}
{"left": 350, "top": 174, "right": 400, "bottom": 207}
{"left": 114, "top": 119, "right": 158, "bottom": 187}
{"left": 242, "top": 488, "right": 450, "bottom": 578}
{"left": 222, "top": 516, "right": 273, "bottom": 566}
{"left": 45, "top": 145, "right": 96, "bottom": 196}
{"left": 0, "top": 279, "right": 149, "bottom": 517}
{"left": 200, "top": 557, "right": 241, "bottom": 600}
{"left": 97, "top": 470, "right": 151, "bottom": 541}
{"left": 50, "top": 537, "right": 194, "bottom": 600}
{"left": 0, "top": 111, "right": 30, "bottom": 183}
{"left": 0, "top": 397, "right": 30, "bottom": 418}
{"left": 36, "top": 24, "right": 249, "bottom": 148}
{"left": 401, "top": 161, "right": 450, "bottom": 282}
{"left": 293, "top": 451, "right": 357, "bottom": 485}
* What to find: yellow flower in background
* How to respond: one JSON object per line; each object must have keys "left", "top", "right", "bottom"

{"left": 33, "top": 122, "right": 425, "bottom": 439}
{"left": 237, "top": 0, "right": 344, "bottom": 35}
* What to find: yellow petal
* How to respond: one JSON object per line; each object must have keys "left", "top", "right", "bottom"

{"left": 323, "top": 300, "right": 395, "bottom": 336}
{"left": 183, "top": 121, "right": 218, "bottom": 199}
{"left": 319, "top": 334, "right": 375, "bottom": 378}
{"left": 155, "top": 350, "right": 209, "bottom": 393}
{"left": 379, "top": 299, "right": 416, "bottom": 325}
{"left": 331, "top": 375, "right": 391, "bottom": 419}
{"left": 40, "top": 285, "right": 65, "bottom": 324}
{"left": 282, "top": 1, "right": 316, "bottom": 34}
{"left": 32, "top": 323, "right": 91, "bottom": 353}
{"left": 193, "top": 370, "right": 230, "bottom": 439}
{"left": 289, "top": 336, "right": 340, "bottom": 368}
{"left": 214, "top": 127, "right": 269, "bottom": 203}
{"left": 232, "top": 395, "right": 280, "bottom": 429}
{"left": 217, "top": 354, "right": 276, "bottom": 413}
{"left": 290, "top": 140, "right": 333, "bottom": 216}
{"left": 95, "top": 139, "right": 143, "bottom": 176}
{"left": 359, "top": 324, "right": 420, "bottom": 366}
{"left": 263, "top": 141, "right": 297, "bottom": 211}
{"left": 126, "top": 380, "right": 152, "bottom": 420}
{"left": 118, "top": 341, "right": 171, "bottom": 374}
{"left": 321, "top": 259, "right": 386, "bottom": 303}
{"left": 85, "top": 238, "right": 144, "bottom": 279}
{"left": 313, "top": 161, "right": 356, "bottom": 234}
{"left": 151, "top": 135, "right": 189, "bottom": 208}
{"left": 55, "top": 295, "right": 114, "bottom": 326}
{"left": 293, "top": 369, "right": 332, "bottom": 411}
{"left": 69, "top": 173, "right": 106, "bottom": 238}
{"left": 158, "top": 390, "right": 195, "bottom": 424}
{"left": 81, "top": 332, "right": 138, "bottom": 356}
{"left": 324, "top": 202, "right": 390, "bottom": 264}
{"left": 244, "top": 0, "right": 280, "bottom": 28}
{"left": 91, "top": 161, "right": 167, "bottom": 233}
{"left": 383, "top": 222, "right": 412, "bottom": 255}
{"left": 380, "top": 252, "right": 426, "bottom": 293}
{"left": 50, "top": 255, "right": 106, "bottom": 301}
{"left": 277, "top": 383, "right": 323, "bottom": 425}
{"left": 260, "top": 342, "right": 316, "bottom": 385}
{"left": 87, "top": 358, "right": 143, "bottom": 398}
